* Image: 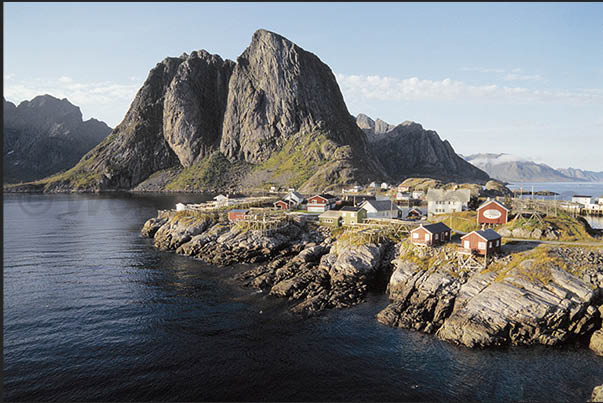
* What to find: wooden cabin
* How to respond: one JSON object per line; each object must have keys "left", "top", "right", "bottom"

{"left": 274, "top": 200, "right": 289, "bottom": 211}
{"left": 477, "top": 199, "right": 509, "bottom": 225}
{"left": 461, "top": 229, "right": 502, "bottom": 255}
{"left": 307, "top": 194, "right": 338, "bottom": 213}
{"left": 228, "top": 209, "right": 248, "bottom": 222}
{"left": 318, "top": 210, "right": 343, "bottom": 226}
{"left": 410, "top": 222, "right": 451, "bottom": 246}
{"left": 339, "top": 206, "right": 367, "bottom": 225}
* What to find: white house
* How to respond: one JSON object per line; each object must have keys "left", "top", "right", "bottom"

{"left": 572, "top": 195, "right": 592, "bottom": 206}
{"left": 426, "top": 188, "right": 471, "bottom": 216}
{"left": 380, "top": 182, "right": 390, "bottom": 190}
{"left": 213, "top": 194, "right": 233, "bottom": 207}
{"left": 412, "top": 191, "right": 425, "bottom": 199}
{"left": 284, "top": 191, "right": 305, "bottom": 208}
{"left": 359, "top": 200, "right": 400, "bottom": 219}
{"left": 368, "top": 182, "right": 377, "bottom": 189}
{"left": 598, "top": 196, "right": 603, "bottom": 205}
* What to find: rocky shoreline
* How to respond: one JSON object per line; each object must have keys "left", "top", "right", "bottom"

{"left": 141, "top": 208, "right": 603, "bottom": 352}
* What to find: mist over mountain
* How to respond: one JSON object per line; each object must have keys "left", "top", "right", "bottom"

{"left": 463, "top": 153, "right": 603, "bottom": 183}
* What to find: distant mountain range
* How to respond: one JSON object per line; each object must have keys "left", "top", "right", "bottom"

{"left": 357, "top": 114, "right": 488, "bottom": 183}
{"left": 13, "top": 29, "right": 488, "bottom": 193}
{"left": 4, "top": 95, "right": 112, "bottom": 183}
{"left": 462, "top": 153, "right": 603, "bottom": 183}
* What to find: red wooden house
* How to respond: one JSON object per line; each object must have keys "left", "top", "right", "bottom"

{"left": 477, "top": 199, "right": 509, "bottom": 225}
{"left": 228, "top": 209, "right": 248, "bottom": 222}
{"left": 274, "top": 200, "right": 289, "bottom": 210}
{"left": 410, "top": 222, "right": 451, "bottom": 246}
{"left": 460, "top": 229, "right": 502, "bottom": 255}
{"left": 307, "top": 194, "right": 338, "bottom": 213}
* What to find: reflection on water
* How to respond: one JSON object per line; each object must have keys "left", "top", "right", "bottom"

{"left": 4, "top": 193, "right": 603, "bottom": 402}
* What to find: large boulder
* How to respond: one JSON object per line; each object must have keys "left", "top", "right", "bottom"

{"left": 590, "top": 329, "right": 603, "bottom": 356}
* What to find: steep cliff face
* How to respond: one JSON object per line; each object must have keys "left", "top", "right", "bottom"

{"left": 358, "top": 115, "right": 489, "bottom": 183}
{"left": 35, "top": 29, "right": 386, "bottom": 192}
{"left": 163, "top": 51, "right": 235, "bottom": 167}
{"left": 3, "top": 96, "right": 111, "bottom": 183}
{"left": 31, "top": 29, "right": 489, "bottom": 193}
{"left": 44, "top": 57, "right": 185, "bottom": 191}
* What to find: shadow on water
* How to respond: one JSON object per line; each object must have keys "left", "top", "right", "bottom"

{"left": 3, "top": 194, "right": 603, "bottom": 402}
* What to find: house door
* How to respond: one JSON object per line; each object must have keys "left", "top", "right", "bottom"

{"left": 464, "top": 240, "right": 470, "bottom": 249}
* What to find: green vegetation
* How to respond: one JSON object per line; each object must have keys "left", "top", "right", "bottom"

{"left": 430, "top": 211, "right": 480, "bottom": 233}
{"left": 166, "top": 152, "right": 250, "bottom": 191}
{"left": 501, "top": 210, "right": 595, "bottom": 241}
{"left": 27, "top": 155, "right": 102, "bottom": 191}
{"left": 482, "top": 246, "right": 568, "bottom": 285}
{"left": 253, "top": 132, "right": 332, "bottom": 189}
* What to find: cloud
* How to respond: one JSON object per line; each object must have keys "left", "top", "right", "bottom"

{"left": 461, "top": 67, "right": 505, "bottom": 73}
{"left": 334, "top": 73, "right": 603, "bottom": 104}
{"left": 4, "top": 76, "right": 141, "bottom": 126}
{"left": 4, "top": 73, "right": 15, "bottom": 80}
{"left": 504, "top": 73, "right": 543, "bottom": 81}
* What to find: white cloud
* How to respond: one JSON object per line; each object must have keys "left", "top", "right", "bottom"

{"left": 504, "top": 73, "right": 543, "bottom": 81}
{"left": 58, "top": 76, "right": 73, "bottom": 83}
{"left": 461, "top": 67, "right": 505, "bottom": 73}
{"left": 4, "top": 73, "right": 15, "bottom": 80}
{"left": 334, "top": 73, "right": 603, "bottom": 104}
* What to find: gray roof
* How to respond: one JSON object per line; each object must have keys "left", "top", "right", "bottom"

{"left": 422, "top": 222, "right": 451, "bottom": 234}
{"left": 362, "top": 200, "right": 399, "bottom": 211}
{"left": 284, "top": 191, "right": 304, "bottom": 202}
{"left": 464, "top": 229, "right": 501, "bottom": 241}
{"left": 426, "top": 188, "right": 471, "bottom": 203}
{"left": 340, "top": 206, "right": 362, "bottom": 212}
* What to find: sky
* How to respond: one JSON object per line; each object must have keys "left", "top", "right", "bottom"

{"left": 4, "top": 2, "right": 603, "bottom": 171}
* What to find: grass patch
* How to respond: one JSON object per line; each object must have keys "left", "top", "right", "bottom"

{"left": 482, "top": 245, "right": 568, "bottom": 285}
{"left": 253, "top": 131, "right": 332, "bottom": 190}
{"left": 430, "top": 211, "right": 480, "bottom": 233}
{"left": 166, "top": 152, "right": 250, "bottom": 191}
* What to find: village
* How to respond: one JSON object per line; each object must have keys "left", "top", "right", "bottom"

{"left": 171, "top": 179, "right": 603, "bottom": 270}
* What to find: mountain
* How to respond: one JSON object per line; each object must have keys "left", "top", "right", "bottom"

{"left": 463, "top": 153, "right": 577, "bottom": 183}
{"left": 357, "top": 114, "right": 489, "bottom": 183}
{"left": 30, "top": 30, "right": 487, "bottom": 193}
{"left": 3, "top": 95, "right": 112, "bottom": 183}
{"left": 557, "top": 168, "right": 603, "bottom": 182}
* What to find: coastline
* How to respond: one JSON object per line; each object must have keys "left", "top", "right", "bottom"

{"left": 141, "top": 206, "right": 603, "bottom": 351}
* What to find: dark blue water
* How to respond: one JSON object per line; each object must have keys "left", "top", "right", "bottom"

{"left": 4, "top": 193, "right": 603, "bottom": 402}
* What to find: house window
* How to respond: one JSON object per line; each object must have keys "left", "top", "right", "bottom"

{"left": 496, "top": 240, "right": 500, "bottom": 246}
{"left": 435, "top": 234, "right": 439, "bottom": 240}
{"left": 425, "top": 234, "right": 429, "bottom": 240}
{"left": 464, "top": 240, "right": 470, "bottom": 249}
{"left": 489, "top": 241, "right": 492, "bottom": 248}
{"left": 478, "top": 242, "right": 486, "bottom": 249}
{"left": 413, "top": 233, "right": 418, "bottom": 239}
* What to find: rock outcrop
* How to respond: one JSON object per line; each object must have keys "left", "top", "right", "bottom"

{"left": 141, "top": 209, "right": 393, "bottom": 315}
{"left": 357, "top": 115, "right": 489, "bottom": 184}
{"left": 377, "top": 243, "right": 603, "bottom": 348}
{"left": 3, "top": 96, "right": 111, "bottom": 183}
